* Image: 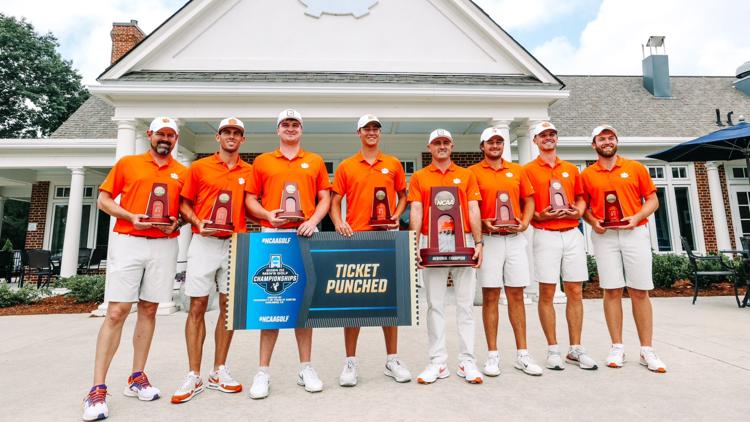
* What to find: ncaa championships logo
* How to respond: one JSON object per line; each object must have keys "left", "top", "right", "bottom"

{"left": 434, "top": 190, "right": 456, "bottom": 211}
{"left": 253, "top": 254, "right": 299, "bottom": 295}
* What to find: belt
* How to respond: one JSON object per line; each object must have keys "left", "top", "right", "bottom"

{"left": 533, "top": 226, "right": 577, "bottom": 232}
{"left": 483, "top": 231, "right": 519, "bottom": 237}
{"left": 116, "top": 232, "right": 171, "bottom": 240}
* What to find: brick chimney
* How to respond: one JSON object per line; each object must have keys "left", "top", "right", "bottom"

{"left": 110, "top": 20, "right": 145, "bottom": 64}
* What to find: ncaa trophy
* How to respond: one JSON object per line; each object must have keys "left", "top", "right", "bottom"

{"left": 278, "top": 181, "right": 305, "bottom": 221}
{"left": 419, "top": 186, "right": 477, "bottom": 267}
{"left": 601, "top": 190, "right": 627, "bottom": 227}
{"left": 369, "top": 186, "right": 393, "bottom": 229}
{"left": 492, "top": 190, "right": 516, "bottom": 229}
{"left": 144, "top": 182, "right": 172, "bottom": 225}
{"left": 204, "top": 190, "right": 234, "bottom": 232}
{"left": 549, "top": 179, "right": 570, "bottom": 211}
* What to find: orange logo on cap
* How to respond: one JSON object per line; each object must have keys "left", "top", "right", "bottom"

{"left": 542, "top": 122, "right": 551, "bottom": 128}
{"left": 162, "top": 118, "right": 170, "bottom": 123}
{"left": 287, "top": 110, "right": 295, "bottom": 117}
{"left": 229, "top": 119, "right": 237, "bottom": 125}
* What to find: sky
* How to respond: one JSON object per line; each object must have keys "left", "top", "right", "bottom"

{"left": 2, "top": 0, "right": 749, "bottom": 85}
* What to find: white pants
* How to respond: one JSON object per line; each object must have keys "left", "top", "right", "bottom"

{"left": 591, "top": 225, "right": 654, "bottom": 290}
{"left": 184, "top": 235, "right": 231, "bottom": 297}
{"left": 476, "top": 233, "right": 530, "bottom": 288}
{"left": 532, "top": 227, "right": 588, "bottom": 283}
{"left": 105, "top": 233, "right": 178, "bottom": 303}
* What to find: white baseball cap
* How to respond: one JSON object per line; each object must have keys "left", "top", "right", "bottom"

{"left": 480, "top": 127, "right": 505, "bottom": 143}
{"left": 591, "top": 124, "right": 618, "bottom": 139}
{"left": 357, "top": 114, "right": 381, "bottom": 130}
{"left": 149, "top": 116, "right": 179, "bottom": 134}
{"left": 530, "top": 121, "right": 557, "bottom": 138}
{"left": 428, "top": 129, "right": 453, "bottom": 145}
{"left": 277, "top": 109, "right": 303, "bottom": 127}
{"left": 218, "top": 117, "right": 245, "bottom": 134}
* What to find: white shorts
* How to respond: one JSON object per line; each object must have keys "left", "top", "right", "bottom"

{"left": 184, "top": 235, "right": 231, "bottom": 297}
{"left": 105, "top": 233, "right": 178, "bottom": 303}
{"left": 591, "top": 225, "right": 654, "bottom": 290}
{"left": 533, "top": 227, "right": 588, "bottom": 283}
{"left": 476, "top": 233, "right": 530, "bottom": 288}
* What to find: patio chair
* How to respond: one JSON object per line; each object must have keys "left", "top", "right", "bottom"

{"left": 682, "top": 237, "right": 738, "bottom": 306}
{"left": 13, "top": 250, "right": 27, "bottom": 287}
{"left": 25, "top": 249, "right": 59, "bottom": 289}
{"left": 736, "top": 237, "right": 750, "bottom": 308}
{"left": 81, "top": 247, "right": 107, "bottom": 275}
{"left": 77, "top": 248, "right": 92, "bottom": 273}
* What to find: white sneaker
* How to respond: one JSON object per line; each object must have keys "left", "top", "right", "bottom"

{"left": 123, "top": 372, "right": 161, "bottom": 401}
{"left": 483, "top": 352, "right": 501, "bottom": 377}
{"left": 640, "top": 349, "right": 667, "bottom": 373}
{"left": 566, "top": 347, "right": 599, "bottom": 370}
{"left": 82, "top": 385, "right": 108, "bottom": 421}
{"left": 384, "top": 358, "right": 412, "bottom": 383}
{"left": 297, "top": 364, "right": 324, "bottom": 393}
{"left": 457, "top": 360, "right": 484, "bottom": 384}
{"left": 249, "top": 370, "right": 270, "bottom": 399}
{"left": 416, "top": 363, "right": 450, "bottom": 384}
{"left": 339, "top": 358, "right": 358, "bottom": 387}
{"left": 170, "top": 372, "right": 204, "bottom": 404}
{"left": 545, "top": 349, "right": 565, "bottom": 370}
{"left": 208, "top": 365, "right": 242, "bottom": 393}
{"left": 606, "top": 345, "right": 626, "bottom": 368}
{"left": 514, "top": 352, "right": 543, "bottom": 376}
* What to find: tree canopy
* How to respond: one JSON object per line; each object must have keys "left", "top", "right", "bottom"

{"left": 0, "top": 14, "right": 89, "bottom": 138}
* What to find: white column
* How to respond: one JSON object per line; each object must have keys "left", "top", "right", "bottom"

{"left": 706, "top": 162, "right": 732, "bottom": 251}
{"left": 60, "top": 167, "right": 86, "bottom": 278}
{"left": 489, "top": 119, "right": 513, "bottom": 163}
{"left": 0, "top": 196, "right": 6, "bottom": 241}
{"left": 135, "top": 123, "right": 149, "bottom": 154}
{"left": 114, "top": 119, "right": 137, "bottom": 160}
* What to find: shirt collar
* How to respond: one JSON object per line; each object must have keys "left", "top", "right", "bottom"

{"left": 593, "top": 155, "right": 624, "bottom": 172}
{"left": 480, "top": 158, "right": 507, "bottom": 170}
{"left": 141, "top": 151, "right": 173, "bottom": 168}
{"left": 355, "top": 151, "right": 383, "bottom": 164}
{"left": 274, "top": 148, "right": 305, "bottom": 160}
{"left": 534, "top": 155, "right": 561, "bottom": 169}
{"left": 428, "top": 162, "right": 456, "bottom": 174}
{"left": 211, "top": 152, "right": 248, "bottom": 169}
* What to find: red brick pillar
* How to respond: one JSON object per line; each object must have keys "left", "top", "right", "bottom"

{"left": 24, "top": 182, "right": 50, "bottom": 249}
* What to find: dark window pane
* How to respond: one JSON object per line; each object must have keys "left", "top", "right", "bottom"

{"left": 96, "top": 209, "right": 110, "bottom": 249}
{"left": 742, "top": 220, "right": 750, "bottom": 235}
{"left": 739, "top": 193, "right": 749, "bottom": 205}
{"left": 653, "top": 188, "right": 672, "bottom": 251}
{"left": 674, "top": 187, "right": 695, "bottom": 251}
{"left": 733, "top": 168, "right": 745, "bottom": 178}
{"left": 741, "top": 205, "right": 750, "bottom": 219}
{"left": 324, "top": 162, "right": 334, "bottom": 173}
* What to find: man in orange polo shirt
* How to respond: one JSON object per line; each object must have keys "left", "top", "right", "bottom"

{"left": 83, "top": 117, "right": 186, "bottom": 421}
{"left": 244, "top": 109, "right": 332, "bottom": 398}
{"left": 469, "top": 127, "right": 543, "bottom": 378}
{"left": 330, "top": 114, "right": 411, "bottom": 386}
{"left": 524, "top": 121, "right": 598, "bottom": 371}
{"left": 581, "top": 124, "right": 666, "bottom": 373}
{"left": 408, "top": 129, "right": 484, "bottom": 385}
{"left": 170, "top": 117, "right": 253, "bottom": 404}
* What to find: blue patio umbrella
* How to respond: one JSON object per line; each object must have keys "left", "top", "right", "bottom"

{"left": 648, "top": 121, "right": 750, "bottom": 184}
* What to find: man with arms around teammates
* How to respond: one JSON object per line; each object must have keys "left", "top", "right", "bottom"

{"left": 581, "top": 125, "right": 666, "bottom": 373}
{"left": 83, "top": 117, "right": 185, "bottom": 421}
{"left": 329, "top": 114, "right": 412, "bottom": 386}
{"left": 244, "top": 109, "right": 332, "bottom": 398}
{"left": 524, "top": 121, "right": 598, "bottom": 371}
{"left": 408, "top": 129, "right": 485, "bottom": 385}
{"left": 469, "top": 127, "right": 544, "bottom": 377}
{"left": 171, "top": 118, "right": 253, "bottom": 403}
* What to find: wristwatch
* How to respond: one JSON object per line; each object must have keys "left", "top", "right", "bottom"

{"left": 474, "top": 239, "right": 484, "bottom": 246}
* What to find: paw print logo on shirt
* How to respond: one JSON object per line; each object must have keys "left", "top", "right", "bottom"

{"left": 505, "top": 172, "right": 513, "bottom": 178}
{"left": 238, "top": 177, "right": 245, "bottom": 185}
{"left": 301, "top": 163, "right": 310, "bottom": 169}
{"left": 621, "top": 172, "right": 629, "bottom": 179}
{"left": 453, "top": 178, "right": 461, "bottom": 185}
{"left": 381, "top": 168, "right": 389, "bottom": 175}
{"left": 562, "top": 172, "right": 569, "bottom": 178}
{"left": 170, "top": 173, "right": 179, "bottom": 180}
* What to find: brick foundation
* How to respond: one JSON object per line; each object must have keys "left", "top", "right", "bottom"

{"left": 421, "top": 152, "right": 483, "bottom": 168}
{"left": 24, "top": 182, "right": 50, "bottom": 249}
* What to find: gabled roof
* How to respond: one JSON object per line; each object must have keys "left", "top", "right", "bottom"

{"left": 550, "top": 76, "right": 750, "bottom": 138}
{"left": 50, "top": 97, "right": 116, "bottom": 139}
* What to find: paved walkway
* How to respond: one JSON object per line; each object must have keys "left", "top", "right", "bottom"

{"left": 1, "top": 296, "right": 749, "bottom": 421}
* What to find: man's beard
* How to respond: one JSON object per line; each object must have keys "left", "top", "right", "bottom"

{"left": 595, "top": 144, "right": 617, "bottom": 158}
{"left": 153, "top": 142, "right": 172, "bottom": 156}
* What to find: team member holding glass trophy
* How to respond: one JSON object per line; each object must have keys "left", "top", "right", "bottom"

{"left": 408, "top": 129, "right": 484, "bottom": 385}
{"left": 244, "top": 109, "right": 332, "bottom": 398}
{"left": 171, "top": 118, "right": 252, "bottom": 404}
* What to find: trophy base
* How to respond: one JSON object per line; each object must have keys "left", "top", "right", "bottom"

{"left": 143, "top": 217, "right": 172, "bottom": 226}
{"left": 550, "top": 206, "right": 571, "bottom": 212}
{"left": 278, "top": 212, "right": 305, "bottom": 222}
{"left": 420, "top": 248, "right": 477, "bottom": 267}
{"left": 369, "top": 220, "right": 395, "bottom": 230}
{"left": 204, "top": 223, "right": 234, "bottom": 232}
{"left": 492, "top": 220, "right": 517, "bottom": 228}
{"left": 601, "top": 220, "right": 628, "bottom": 228}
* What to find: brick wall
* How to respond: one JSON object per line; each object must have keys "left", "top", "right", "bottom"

{"left": 719, "top": 164, "right": 737, "bottom": 249}
{"left": 24, "top": 182, "right": 50, "bottom": 249}
{"left": 694, "top": 163, "right": 717, "bottom": 252}
{"left": 110, "top": 21, "right": 145, "bottom": 64}
{"left": 421, "top": 152, "right": 483, "bottom": 168}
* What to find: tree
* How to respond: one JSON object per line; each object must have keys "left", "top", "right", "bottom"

{"left": 0, "top": 14, "right": 89, "bottom": 138}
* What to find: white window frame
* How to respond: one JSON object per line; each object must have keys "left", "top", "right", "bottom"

{"left": 725, "top": 165, "right": 750, "bottom": 247}
{"left": 44, "top": 184, "right": 100, "bottom": 251}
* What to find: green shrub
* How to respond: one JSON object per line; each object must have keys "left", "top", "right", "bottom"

{"left": 586, "top": 254, "right": 598, "bottom": 282}
{"left": 651, "top": 253, "right": 691, "bottom": 288}
{"left": 1, "top": 239, "right": 12, "bottom": 252}
{"left": 62, "top": 275, "right": 105, "bottom": 304}
{"left": 0, "top": 285, "right": 45, "bottom": 308}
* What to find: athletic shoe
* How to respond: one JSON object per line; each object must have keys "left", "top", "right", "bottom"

{"left": 297, "top": 364, "right": 324, "bottom": 393}
{"left": 249, "top": 371, "right": 270, "bottom": 399}
{"left": 457, "top": 360, "right": 484, "bottom": 384}
{"left": 170, "top": 372, "right": 204, "bottom": 404}
{"left": 566, "top": 347, "right": 599, "bottom": 370}
{"left": 514, "top": 352, "right": 543, "bottom": 376}
{"left": 606, "top": 345, "right": 626, "bottom": 368}
{"left": 416, "top": 363, "right": 450, "bottom": 384}
{"left": 208, "top": 365, "right": 242, "bottom": 393}
{"left": 123, "top": 372, "right": 160, "bottom": 401}
{"left": 384, "top": 358, "right": 412, "bottom": 383}
{"left": 82, "top": 385, "right": 108, "bottom": 421}
{"left": 545, "top": 349, "right": 565, "bottom": 370}
{"left": 339, "top": 358, "right": 358, "bottom": 387}
{"left": 483, "top": 352, "right": 501, "bottom": 377}
{"left": 640, "top": 349, "right": 667, "bottom": 373}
